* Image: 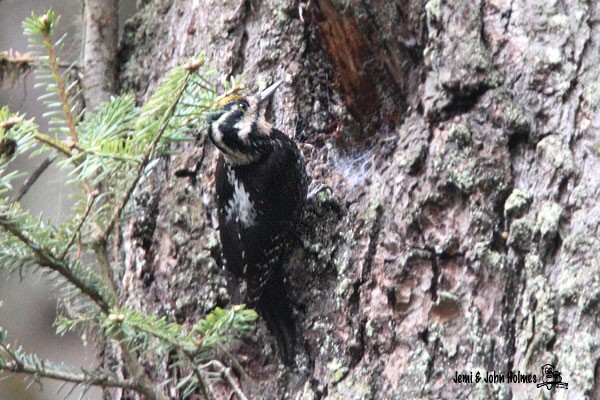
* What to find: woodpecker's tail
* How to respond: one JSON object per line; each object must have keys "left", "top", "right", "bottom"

{"left": 256, "top": 269, "right": 296, "bottom": 366}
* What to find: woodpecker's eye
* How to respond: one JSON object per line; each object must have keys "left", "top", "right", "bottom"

{"left": 237, "top": 102, "right": 248, "bottom": 112}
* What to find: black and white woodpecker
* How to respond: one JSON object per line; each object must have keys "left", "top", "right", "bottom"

{"left": 207, "top": 80, "right": 308, "bottom": 365}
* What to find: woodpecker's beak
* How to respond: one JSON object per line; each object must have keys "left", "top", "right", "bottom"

{"left": 255, "top": 80, "right": 283, "bottom": 104}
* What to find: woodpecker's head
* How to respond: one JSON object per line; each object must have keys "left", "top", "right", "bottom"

{"left": 207, "top": 80, "right": 283, "bottom": 165}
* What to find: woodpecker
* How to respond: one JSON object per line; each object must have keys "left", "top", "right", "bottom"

{"left": 207, "top": 80, "right": 308, "bottom": 365}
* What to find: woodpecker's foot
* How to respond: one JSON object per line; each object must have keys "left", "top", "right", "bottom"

{"left": 305, "top": 184, "right": 342, "bottom": 219}
{"left": 307, "top": 183, "right": 333, "bottom": 203}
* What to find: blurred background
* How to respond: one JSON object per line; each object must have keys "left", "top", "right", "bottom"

{"left": 0, "top": 1, "right": 135, "bottom": 399}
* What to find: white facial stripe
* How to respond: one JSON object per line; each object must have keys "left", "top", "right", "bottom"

{"left": 236, "top": 98, "right": 259, "bottom": 141}
{"left": 234, "top": 116, "right": 254, "bottom": 140}
{"left": 211, "top": 110, "right": 235, "bottom": 146}
{"left": 211, "top": 119, "right": 224, "bottom": 144}
{"left": 212, "top": 109, "right": 255, "bottom": 164}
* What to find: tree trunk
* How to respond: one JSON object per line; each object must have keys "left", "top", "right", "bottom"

{"left": 114, "top": 0, "right": 600, "bottom": 398}
{"left": 82, "top": 0, "right": 119, "bottom": 110}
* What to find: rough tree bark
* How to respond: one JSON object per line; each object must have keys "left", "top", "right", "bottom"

{"left": 111, "top": 0, "right": 600, "bottom": 398}
{"left": 82, "top": 0, "right": 119, "bottom": 110}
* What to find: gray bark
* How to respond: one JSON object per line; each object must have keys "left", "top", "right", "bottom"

{"left": 114, "top": 0, "right": 600, "bottom": 398}
{"left": 82, "top": 0, "right": 118, "bottom": 110}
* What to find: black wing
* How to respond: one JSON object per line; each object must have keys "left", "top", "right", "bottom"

{"left": 215, "top": 132, "right": 307, "bottom": 303}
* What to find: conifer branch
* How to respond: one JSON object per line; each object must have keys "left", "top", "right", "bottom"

{"left": 39, "top": 16, "right": 79, "bottom": 143}
{"left": 100, "top": 306, "right": 256, "bottom": 399}
{"left": 1, "top": 361, "right": 139, "bottom": 391}
{"left": 32, "top": 131, "right": 73, "bottom": 156}
{"left": 199, "top": 360, "right": 248, "bottom": 400}
{"left": 59, "top": 191, "right": 98, "bottom": 260}
{"left": 0, "top": 213, "right": 111, "bottom": 313}
{"left": 75, "top": 144, "right": 141, "bottom": 163}
{"left": 100, "top": 72, "right": 192, "bottom": 241}
{"left": 93, "top": 243, "right": 119, "bottom": 302}
{"left": 12, "top": 155, "right": 55, "bottom": 202}
{"left": 5, "top": 10, "right": 251, "bottom": 399}
{"left": 0, "top": 341, "right": 140, "bottom": 392}
{"left": 116, "top": 340, "right": 169, "bottom": 400}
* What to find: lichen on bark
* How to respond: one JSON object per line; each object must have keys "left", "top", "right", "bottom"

{"left": 114, "top": 0, "right": 600, "bottom": 398}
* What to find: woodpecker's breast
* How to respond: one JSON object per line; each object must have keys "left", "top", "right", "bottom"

{"left": 214, "top": 131, "right": 308, "bottom": 283}
{"left": 224, "top": 168, "right": 257, "bottom": 228}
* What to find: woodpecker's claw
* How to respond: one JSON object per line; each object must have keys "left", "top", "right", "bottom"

{"left": 307, "top": 183, "right": 333, "bottom": 202}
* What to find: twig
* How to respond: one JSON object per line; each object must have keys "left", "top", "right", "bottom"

{"left": 116, "top": 337, "right": 169, "bottom": 400}
{"left": 0, "top": 50, "right": 34, "bottom": 85}
{"left": 93, "top": 243, "right": 119, "bottom": 302}
{"left": 0, "top": 50, "right": 35, "bottom": 65}
{"left": 199, "top": 360, "right": 248, "bottom": 400}
{"left": 216, "top": 343, "right": 248, "bottom": 383}
{"left": 188, "top": 356, "right": 211, "bottom": 400}
{"left": 116, "top": 316, "right": 215, "bottom": 400}
{"left": 12, "top": 155, "right": 55, "bottom": 202}
{"left": 221, "top": 364, "right": 247, "bottom": 400}
{"left": 0, "top": 214, "right": 110, "bottom": 313}
{"left": 0, "top": 342, "right": 139, "bottom": 391}
{"left": 43, "top": 29, "right": 78, "bottom": 143}
{"left": 0, "top": 361, "right": 139, "bottom": 391}
{"left": 32, "top": 132, "right": 73, "bottom": 156}
{"left": 59, "top": 192, "right": 98, "bottom": 260}
{"left": 74, "top": 144, "right": 141, "bottom": 163}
